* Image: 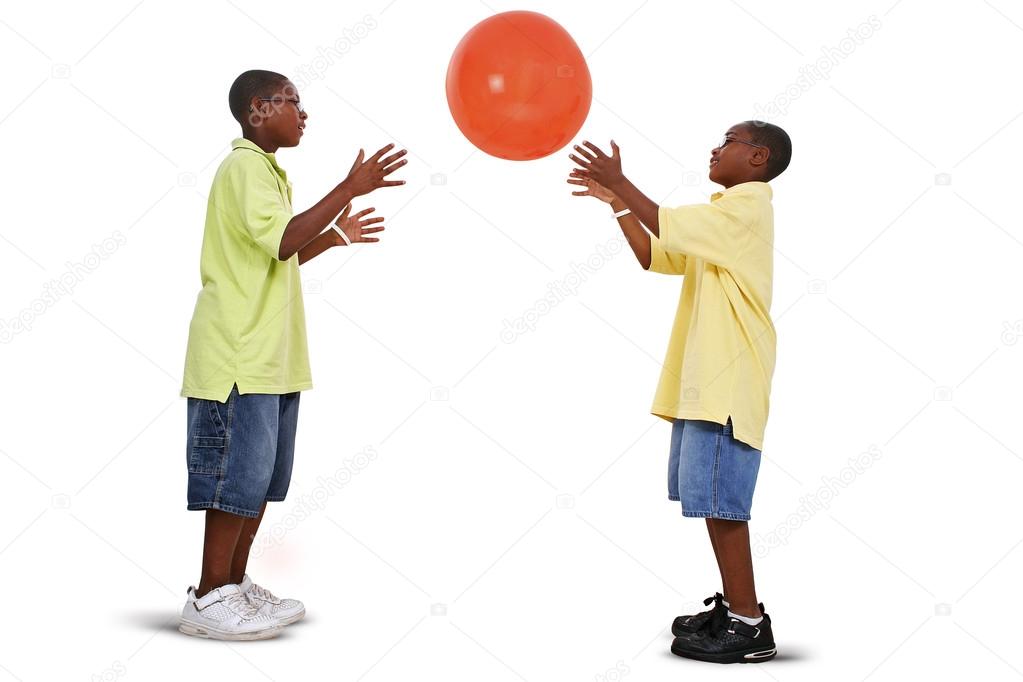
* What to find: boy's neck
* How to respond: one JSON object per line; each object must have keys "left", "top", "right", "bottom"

{"left": 720, "top": 177, "right": 765, "bottom": 190}
{"left": 241, "top": 128, "right": 278, "bottom": 154}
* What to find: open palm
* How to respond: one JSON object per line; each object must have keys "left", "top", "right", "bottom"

{"left": 335, "top": 204, "right": 385, "bottom": 243}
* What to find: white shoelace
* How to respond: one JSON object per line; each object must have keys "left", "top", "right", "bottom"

{"left": 225, "top": 591, "right": 262, "bottom": 618}
{"left": 248, "top": 582, "right": 279, "bottom": 604}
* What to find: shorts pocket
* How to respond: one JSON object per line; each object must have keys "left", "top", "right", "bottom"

{"left": 188, "top": 435, "right": 226, "bottom": 475}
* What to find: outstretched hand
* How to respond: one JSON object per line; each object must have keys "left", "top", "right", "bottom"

{"left": 344, "top": 143, "right": 408, "bottom": 197}
{"left": 334, "top": 204, "right": 386, "bottom": 244}
{"left": 567, "top": 172, "right": 617, "bottom": 204}
{"left": 568, "top": 140, "right": 624, "bottom": 191}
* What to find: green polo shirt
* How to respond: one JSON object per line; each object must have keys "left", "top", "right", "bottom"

{"left": 181, "top": 137, "right": 312, "bottom": 402}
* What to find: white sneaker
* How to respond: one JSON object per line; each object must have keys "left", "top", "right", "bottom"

{"left": 240, "top": 574, "right": 306, "bottom": 625}
{"left": 179, "top": 584, "right": 282, "bottom": 641}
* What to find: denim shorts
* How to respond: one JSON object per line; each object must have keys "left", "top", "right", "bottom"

{"left": 668, "top": 417, "right": 762, "bottom": 521}
{"left": 185, "top": 384, "right": 300, "bottom": 518}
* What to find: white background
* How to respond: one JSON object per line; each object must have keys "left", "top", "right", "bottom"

{"left": 1, "top": 0, "right": 1021, "bottom": 679}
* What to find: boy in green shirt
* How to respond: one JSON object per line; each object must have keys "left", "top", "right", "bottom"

{"left": 568, "top": 120, "right": 791, "bottom": 664}
{"left": 179, "top": 70, "right": 407, "bottom": 640}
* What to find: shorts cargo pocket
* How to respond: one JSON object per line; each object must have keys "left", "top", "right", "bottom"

{"left": 188, "top": 435, "right": 226, "bottom": 475}
{"left": 186, "top": 398, "right": 231, "bottom": 476}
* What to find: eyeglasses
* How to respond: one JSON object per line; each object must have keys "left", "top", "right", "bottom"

{"left": 259, "top": 97, "right": 304, "bottom": 113}
{"left": 718, "top": 136, "right": 766, "bottom": 150}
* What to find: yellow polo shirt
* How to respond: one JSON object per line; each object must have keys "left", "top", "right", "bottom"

{"left": 646, "top": 181, "right": 775, "bottom": 450}
{"left": 181, "top": 138, "right": 312, "bottom": 402}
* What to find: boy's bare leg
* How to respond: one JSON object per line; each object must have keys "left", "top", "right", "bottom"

{"left": 229, "top": 502, "right": 268, "bottom": 584}
{"left": 197, "top": 509, "right": 246, "bottom": 597}
{"left": 706, "top": 518, "right": 759, "bottom": 618}
{"left": 705, "top": 518, "right": 729, "bottom": 602}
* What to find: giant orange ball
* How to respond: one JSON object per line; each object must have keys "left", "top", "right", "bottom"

{"left": 446, "top": 11, "right": 592, "bottom": 161}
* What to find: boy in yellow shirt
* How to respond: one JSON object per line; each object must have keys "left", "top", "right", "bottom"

{"left": 179, "top": 70, "right": 407, "bottom": 640}
{"left": 568, "top": 120, "right": 791, "bottom": 664}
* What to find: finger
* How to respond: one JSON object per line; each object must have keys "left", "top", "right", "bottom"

{"left": 353, "top": 207, "right": 375, "bottom": 219}
{"left": 380, "top": 149, "right": 408, "bottom": 166}
{"left": 572, "top": 144, "right": 597, "bottom": 161}
{"left": 582, "top": 141, "right": 608, "bottom": 158}
{"left": 567, "top": 178, "right": 588, "bottom": 186}
{"left": 349, "top": 149, "right": 364, "bottom": 173}
{"left": 610, "top": 140, "right": 620, "bottom": 158}
{"left": 362, "top": 237, "right": 380, "bottom": 243}
{"left": 381, "top": 158, "right": 408, "bottom": 176}
{"left": 379, "top": 179, "right": 405, "bottom": 187}
{"left": 571, "top": 190, "right": 589, "bottom": 196}
{"left": 568, "top": 154, "right": 591, "bottom": 167}
{"left": 368, "top": 143, "right": 395, "bottom": 163}
{"left": 338, "top": 203, "right": 352, "bottom": 220}
{"left": 569, "top": 169, "right": 589, "bottom": 177}
{"left": 361, "top": 226, "right": 385, "bottom": 234}
{"left": 360, "top": 216, "right": 385, "bottom": 225}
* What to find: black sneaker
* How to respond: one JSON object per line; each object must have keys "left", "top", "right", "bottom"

{"left": 671, "top": 594, "right": 765, "bottom": 637}
{"left": 671, "top": 592, "right": 726, "bottom": 636}
{"left": 670, "top": 607, "right": 777, "bottom": 663}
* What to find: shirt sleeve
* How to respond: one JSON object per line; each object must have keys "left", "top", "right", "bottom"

{"left": 645, "top": 235, "right": 687, "bottom": 274}
{"left": 229, "top": 155, "right": 293, "bottom": 261}
{"left": 657, "top": 192, "right": 758, "bottom": 270}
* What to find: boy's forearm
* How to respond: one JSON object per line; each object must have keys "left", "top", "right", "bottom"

{"left": 609, "top": 177, "right": 660, "bottom": 237}
{"left": 609, "top": 197, "right": 652, "bottom": 269}
{"left": 297, "top": 229, "right": 341, "bottom": 265}
{"left": 279, "top": 181, "right": 355, "bottom": 261}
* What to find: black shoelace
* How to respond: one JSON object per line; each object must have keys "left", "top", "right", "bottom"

{"left": 708, "top": 602, "right": 731, "bottom": 637}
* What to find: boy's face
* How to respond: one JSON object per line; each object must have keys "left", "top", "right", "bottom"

{"left": 249, "top": 79, "right": 308, "bottom": 147}
{"left": 708, "top": 124, "right": 769, "bottom": 187}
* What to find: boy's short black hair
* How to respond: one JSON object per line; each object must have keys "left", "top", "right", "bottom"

{"left": 743, "top": 120, "right": 792, "bottom": 181}
{"left": 228, "top": 69, "right": 290, "bottom": 124}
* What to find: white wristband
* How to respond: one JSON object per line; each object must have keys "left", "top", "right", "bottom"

{"left": 330, "top": 205, "right": 352, "bottom": 245}
{"left": 332, "top": 223, "right": 352, "bottom": 245}
{"left": 613, "top": 207, "right": 631, "bottom": 218}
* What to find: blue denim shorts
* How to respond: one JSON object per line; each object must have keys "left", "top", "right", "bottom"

{"left": 185, "top": 384, "right": 300, "bottom": 518}
{"left": 668, "top": 417, "right": 762, "bottom": 521}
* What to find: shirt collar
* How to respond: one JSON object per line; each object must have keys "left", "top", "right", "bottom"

{"left": 231, "top": 137, "right": 284, "bottom": 173}
{"left": 711, "top": 181, "right": 772, "bottom": 202}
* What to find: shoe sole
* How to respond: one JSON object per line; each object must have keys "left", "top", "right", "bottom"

{"left": 179, "top": 619, "right": 282, "bottom": 641}
{"left": 671, "top": 641, "right": 777, "bottom": 664}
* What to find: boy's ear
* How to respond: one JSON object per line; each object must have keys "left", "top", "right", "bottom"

{"left": 749, "top": 146, "right": 771, "bottom": 169}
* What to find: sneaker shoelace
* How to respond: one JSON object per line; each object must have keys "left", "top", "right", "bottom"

{"left": 225, "top": 591, "right": 262, "bottom": 618}
{"left": 701, "top": 600, "right": 730, "bottom": 638}
{"left": 684, "top": 593, "right": 722, "bottom": 627}
{"left": 248, "top": 582, "right": 279, "bottom": 604}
